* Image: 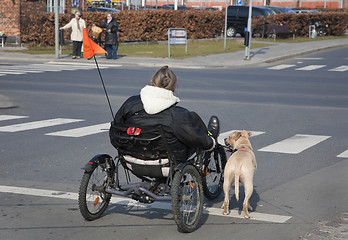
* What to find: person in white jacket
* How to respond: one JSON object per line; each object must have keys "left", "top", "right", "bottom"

{"left": 60, "top": 11, "right": 86, "bottom": 59}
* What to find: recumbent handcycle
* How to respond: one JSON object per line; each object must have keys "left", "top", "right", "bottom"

{"left": 78, "top": 121, "right": 227, "bottom": 233}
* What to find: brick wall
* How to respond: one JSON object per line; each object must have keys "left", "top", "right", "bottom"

{"left": 0, "top": 0, "right": 74, "bottom": 46}
{"left": 0, "top": 0, "right": 21, "bottom": 36}
{"left": 0, "top": 0, "right": 46, "bottom": 46}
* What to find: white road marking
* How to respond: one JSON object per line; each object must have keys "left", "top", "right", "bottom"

{"left": 46, "top": 122, "right": 110, "bottom": 137}
{"left": 337, "top": 150, "right": 348, "bottom": 158}
{"left": 297, "top": 58, "right": 323, "bottom": 60}
{"left": 0, "top": 185, "right": 292, "bottom": 223}
{"left": 295, "top": 65, "right": 326, "bottom": 71}
{"left": 258, "top": 134, "right": 331, "bottom": 154}
{"left": 0, "top": 69, "right": 44, "bottom": 73}
{"left": 0, "top": 71, "right": 26, "bottom": 74}
{"left": 48, "top": 61, "right": 120, "bottom": 68}
{"left": 29, "top": 64, "right": 62, "bottom": 71}
{"left": 0, "top": 118, "right": 84, "bottom": 132}
{"left": 218, "top": 130, "right": 265, "bottom": 145}
{"left": 328, "top": 65, "right": 348, "bottom": 72}
{"left": 268, "top": 64, "right": 296, "bottom": 70}
{"left": 0, "top": 115, "right": 29, "bottom": 121}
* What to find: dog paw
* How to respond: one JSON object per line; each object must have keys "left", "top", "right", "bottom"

{"left": 222, "top": 211, "right": 230, "bottom": 215}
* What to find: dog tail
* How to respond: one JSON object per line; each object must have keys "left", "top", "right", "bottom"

{"left": 235, "top": 174, "right": 240, "bottom": 201}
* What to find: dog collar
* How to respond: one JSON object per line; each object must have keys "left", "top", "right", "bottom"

{"left": 236, "top": 145, "right": 252, "bottom": 151}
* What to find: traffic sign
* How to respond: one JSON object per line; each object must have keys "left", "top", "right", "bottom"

{"left": 168, "top": 28, "right": 187, "bottom": 57}
{"left": 236, "top": 0, "right": 243, "bottom": 5}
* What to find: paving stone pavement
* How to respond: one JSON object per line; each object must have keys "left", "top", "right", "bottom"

{"left": 300, "top": 212, "right": 348, "bottom": 240}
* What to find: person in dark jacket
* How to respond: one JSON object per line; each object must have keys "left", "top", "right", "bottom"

{"left": 97, "top": 13, "right": 118, "bottom": 59}
{"left": 110, "top": 66, "right": 219, "bottom": 164}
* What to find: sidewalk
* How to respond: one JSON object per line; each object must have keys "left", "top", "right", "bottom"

{"left": 0, "top": 38, "right": 348, "bottom": 69}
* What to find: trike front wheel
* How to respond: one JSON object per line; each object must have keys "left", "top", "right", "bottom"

{"left": 202, "top": 145, "right": 227, "bottom": 199}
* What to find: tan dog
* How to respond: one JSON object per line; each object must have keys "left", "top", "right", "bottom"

{"left": 222, "top": 130, "right": 257, "bottom": 218}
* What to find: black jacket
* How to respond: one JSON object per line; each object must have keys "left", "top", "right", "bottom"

{"left": 98, "top": 18, "right": 118, "bottom": 45}
{"left": 110, "top": 89, "right": 214, "bottom": 163}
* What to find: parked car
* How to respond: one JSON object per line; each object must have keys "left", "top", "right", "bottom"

{"left": 161, "top": 4, "right": 188, "bottom": 10}
{"left": 193, "top": 7, "right": 217, "bottom": 11}
{"left": 86, "top": 7, "right": 120, "bottom": 13}
{"left": 268, "top": 6, "right": 295, "bottom": 13}
{"left": 263, "top": 6, "right": 282, "bottom": 14}
{"left": 226, "top": 5, "right": 274, "bottom": 37}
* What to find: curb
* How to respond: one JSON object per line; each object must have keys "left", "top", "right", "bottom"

{"left": 264, "top": 43, "right": 348, "bottom": 64}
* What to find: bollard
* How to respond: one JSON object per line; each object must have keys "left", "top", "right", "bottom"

{"left": 59, "top": 29, "right": 64, "bottom": 45}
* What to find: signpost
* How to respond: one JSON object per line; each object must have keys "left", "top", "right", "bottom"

{"left": 168, "top": 28, "right": 187, "bottom": 58}
{"left": 245, "top": 0, "right": 252, "bottom": 60}
{"left": 224, "top": 0, "right": 228, "bottom": 50}
{"left": 55, "top": 0, "right": 59, "bottom": 59}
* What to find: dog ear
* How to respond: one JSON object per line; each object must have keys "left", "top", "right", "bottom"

{"left": 241, "top": 130, "right": 252, "bottom": 137}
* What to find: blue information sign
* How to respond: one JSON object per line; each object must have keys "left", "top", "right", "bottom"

{"left": 236, "top": 0, "right": 243, "bottom": 5}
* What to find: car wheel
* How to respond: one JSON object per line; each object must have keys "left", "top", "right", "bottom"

{"left": 226, "top": 27, "right": 236, "bottom": 37}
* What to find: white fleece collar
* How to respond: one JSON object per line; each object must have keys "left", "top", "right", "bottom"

{"left": 140, "top": 85, "right": 180, "bottom": 114}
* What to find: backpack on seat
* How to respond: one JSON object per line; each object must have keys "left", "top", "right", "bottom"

{"left": 109, "top": 122, "right": 171, "bottom": 178}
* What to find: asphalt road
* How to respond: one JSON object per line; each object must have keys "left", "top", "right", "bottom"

{"left": 0, "top": 47, "right": 347, "bottom": 240}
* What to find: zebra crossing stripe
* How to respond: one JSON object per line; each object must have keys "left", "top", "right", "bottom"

{"left": 295, "top": 65, "right": 326, "bottom": 71}
{"left": 0, "top": 115, "right": 29, "bottom": 121}
{"left": 328, "top": 65, "right": 348, "bottom": 72}
{"left": 29, "top": 64, "right": 63, "bottom": 71}
{"left": 258, "top": 134, "right": 331, "bottom": 154}
{"left": 0, "top": 71, "right": 26, "bottom": 75}
{"left": 46, "top": 122, "right": 110, "bottom": 137}
{"left": 337, "top": 150, "right": 348, "bottom": 158}
{"left": 297, "top": 58, "right": 323, "bottom": 60}
{"left": 0, "top": 118, "right": 84, "bottom": 132}
{"left": 0, "top": 69, "right": 43, "bottom": 73}
{"left": 268, "top": 64, "right": 296, "bottom": 70}
{"left": 218, "top": 130, "right": 265, "bottom": 145}
{"left": 48, "top": 61, "right": 120, "bottom": 68}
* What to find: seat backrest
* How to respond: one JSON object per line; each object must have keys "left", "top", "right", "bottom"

{"left": 109, "top": 122, "right": 169, "bottom": 160}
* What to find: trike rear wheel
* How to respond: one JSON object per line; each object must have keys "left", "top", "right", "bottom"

{"left": 78, "top": 164, "right": 112, "bottom": 221}
{"left": 171, "top": 164, "right": 203, "bottom": 233}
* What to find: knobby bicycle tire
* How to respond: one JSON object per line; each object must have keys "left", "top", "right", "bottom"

{"left": 78, "top": 165, "right": 112, "bottom": 221}
{"left": 171, "top": 165, "right": 203, "bottom": 233}
{"left": 202, "top": 145, "right": 227, "bottom": 199}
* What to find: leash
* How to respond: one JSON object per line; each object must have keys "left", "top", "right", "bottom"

{"left": 224, "top": 144, "right": 236, "bottom": 154}
{"left": 224, "top": 144, "right": 252, "bottom": 155}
